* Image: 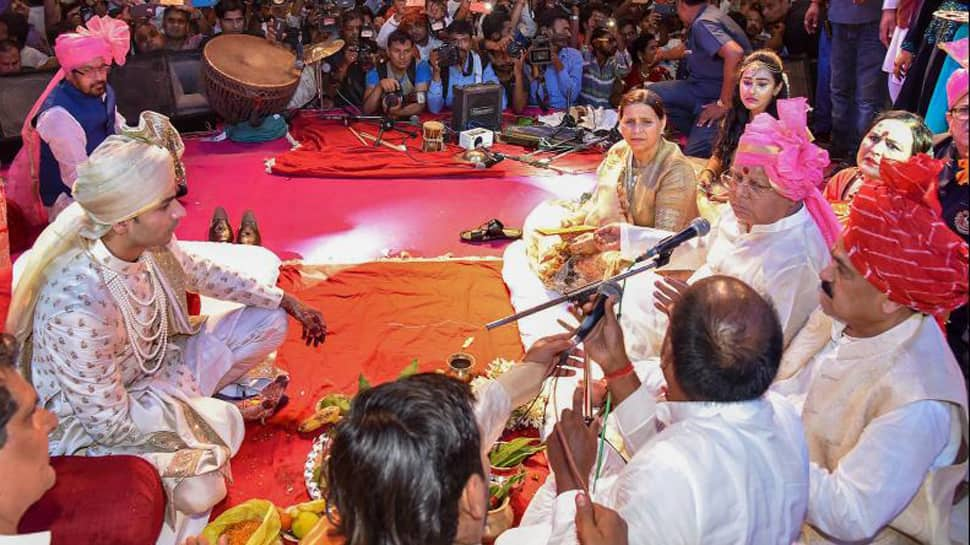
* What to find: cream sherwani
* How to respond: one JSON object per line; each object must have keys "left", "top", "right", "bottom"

{"left": 499, "top": 362, "right": 810, "bottom": 545}
{"left": 773, "top": 311, "right": 969, "bottom": 545}
{"left": 27, "top": 237, "right": 288, "bottom": 543}
{"left": 618, "top": 204, "right": 830, "bottom": 361}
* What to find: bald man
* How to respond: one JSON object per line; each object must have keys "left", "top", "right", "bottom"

{"left": 502, "top": 275, "right": 809, "bottom": 545}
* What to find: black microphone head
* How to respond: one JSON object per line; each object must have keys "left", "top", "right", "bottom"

{"left": 597, "top": 281, "right": 624, "bottom": 299}
{"left": 408, "top": 115, "right": 420, "bottom": 125}
{"left": 690, "top": 217, "right": 711, "bottom": 237}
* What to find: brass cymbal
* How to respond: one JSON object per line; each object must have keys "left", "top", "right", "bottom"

{"left": 304, "top": 39, "right": 345, "bottom": 65}
{"left": 454, "top": 149, "right": 488, "bottom": 166}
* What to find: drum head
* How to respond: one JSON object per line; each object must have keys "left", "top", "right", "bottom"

{"left": 203, "top": 34, "right": 300, "bottom": 88}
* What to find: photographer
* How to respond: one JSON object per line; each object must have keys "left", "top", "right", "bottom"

{"left": 363, "top": 29, "right": 431, "bottom": 117}
{"left": 326, "top": 12, "right": 378, "bottom": 109}
{"left": 481, "top": 10, "right": 529, "bottom": 113}
{"left": 400, "top": 11, "right": 442, "bottom": 61}
{"left": 579, "top": 26, "right": 631, "bottom": 108}
{"left": 427, "top": 20, "right": 506, "bottom": 113}
{"left": 527, "top": 10, "right": 582, "bottom": 111}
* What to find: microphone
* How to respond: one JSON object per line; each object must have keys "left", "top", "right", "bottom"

{"left": 571, "top": 281, "right": 624, "bottom": 344}
{"left": 634, "top": 218, "right": 711, "bottom": 264}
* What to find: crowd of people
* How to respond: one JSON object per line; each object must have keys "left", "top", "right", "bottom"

{"left": 0, "top": 0, "right": 968, "bottom": 543}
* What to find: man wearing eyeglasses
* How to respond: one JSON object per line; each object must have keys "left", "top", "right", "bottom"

{"left": 31, "top": 16, "right": 129, "bottom": 221}
{"left": 606, "top": 99, "right": 834, "bottom": 361}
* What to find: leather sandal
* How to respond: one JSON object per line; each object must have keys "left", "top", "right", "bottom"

{"left": 237, "top": 210, "right": 263, "bottom": 246}
{"left": 460, "top": 219, "right": 522, "bottom": 243}
{"left": 208, "top": 207, "right": 234, "bottom": 243}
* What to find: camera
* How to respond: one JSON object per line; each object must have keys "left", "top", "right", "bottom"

{"left": 507, "top": 40, "right": 524, "bottom": 57}
{"left": 360, "top": 24, "right": 376, "bottom": 39}
{"left": 435, "top": 43, "right": 461, "bottom": 67}
{"left": 351, "top": 40, "right": 378, "bottom": 67}
{"left": 528, "top": 35, "right": 553, "bottom": 66}
{"left": 382, "top": 91, "right": 404, "bottom": 110}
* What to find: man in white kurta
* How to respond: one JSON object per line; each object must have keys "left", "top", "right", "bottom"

{"left": 6, "top": 113, "right": 328, "bottom": 544}
{"left": 619, "top": 100, "right": 841, "bottom": 361}
{"left": 771, "top": 155, "right": 969, "bottom": 545}
{"left": 500, "top": 276, "right": 810, "bottom": 545}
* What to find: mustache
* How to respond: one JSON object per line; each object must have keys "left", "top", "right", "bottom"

{"left": 821, "top": 279, "right": 834, "bottom": 298}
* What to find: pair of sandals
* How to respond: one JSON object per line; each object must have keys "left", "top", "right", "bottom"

{"left": 209, "top": 207, "right": 262, "bottom": 246}
{"left": 460, "top": 219, "right": 522, "bottom": 243}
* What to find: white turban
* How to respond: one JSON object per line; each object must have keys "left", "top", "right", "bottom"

{"left": 6, "top": 111, "right": 186, "bottom": 346}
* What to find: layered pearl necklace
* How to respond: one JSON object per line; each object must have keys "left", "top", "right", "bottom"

{"left": 101, "top": 253, "right": 169, "bottom": 374}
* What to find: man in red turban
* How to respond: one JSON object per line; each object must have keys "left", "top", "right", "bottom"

{"left": 774, "top": 154, "right": 969, "bottom": 545}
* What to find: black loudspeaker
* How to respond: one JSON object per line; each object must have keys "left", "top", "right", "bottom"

{"left": 451, "top": 83, "right": 503, "bottom": 132}
{"left": 0, "top": 51, "right": 213, "bottom": 144}
{"left": 0, "top": 70, "right": 54, "bottom": 139}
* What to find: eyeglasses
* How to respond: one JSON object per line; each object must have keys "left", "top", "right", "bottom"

{"left": 720, "top": 171, "right": 774, "bottom": 195}
{"left": 72, "top": 65, "right": 111, "bottom": 77}
{"left": 949, "top": 106, "right": 969, "bottom": 121}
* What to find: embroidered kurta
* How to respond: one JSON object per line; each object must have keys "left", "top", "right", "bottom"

{"left": 500, "top": 363, "right": 810, "bottom": 545}
{"left": 28, "top": 237, "right": 285, "bottom": 519}
{"left": 617, "top": 204, "right": 830, "bottom": 360}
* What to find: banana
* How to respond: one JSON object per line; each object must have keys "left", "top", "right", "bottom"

{"left": 298, "top": 405, "right": 342, "bottom": 433}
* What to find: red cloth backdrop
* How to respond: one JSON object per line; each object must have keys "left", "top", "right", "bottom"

{"left": 216, "top": 259, "right": 550, "bottom": 517}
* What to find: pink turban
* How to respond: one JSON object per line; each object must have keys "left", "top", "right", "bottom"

{"left": 733, "top": 97, "right": 841, "bottom": 247}
{"left": 54, "top": 15, "right": 130, "bottom": 71}
{"left": 940, "top": 38, "right": 968, "bottom": 108}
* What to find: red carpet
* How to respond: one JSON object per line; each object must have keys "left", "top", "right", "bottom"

{"left": 172, "top": 117, "right": 600, "bottom": 263}
{"left": 216, "top": 259, "right": 539, "bottom": 514}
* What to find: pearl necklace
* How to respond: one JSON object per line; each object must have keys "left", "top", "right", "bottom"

{"left": 101, "top": 253, "right": 169, "bottom": 375}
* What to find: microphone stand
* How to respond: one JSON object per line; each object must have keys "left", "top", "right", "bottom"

{"left": 374, "top": 117, "right": 418, "bottom": 148}
{"left": 485, "top": 248, "right": 674, "bottom": 330}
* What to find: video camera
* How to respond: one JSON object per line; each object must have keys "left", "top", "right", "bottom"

{"left": 503, "top": 35, "right": 552, "bottom": 66}
{"left": 435, "top": 43, "right": 461, "bottom": 67}
{"left": 313, "top": 0, "right": 355, "bottom": 31}
{"left": 347, "top": 39, "right": 378, "bottom": 68}
{"left": 527, "top": 35, "right": 553, "bottom": 66}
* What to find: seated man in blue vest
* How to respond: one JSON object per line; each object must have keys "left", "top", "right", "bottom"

{"left": 427, "top": 20, "right": 523, "bottom": 114}
{"left": 527, "top": 10, "right": 583, "bottom": 111}
{"left": 30, "top": 16, "right": 129, "bottom": 220}
{"left": 363, "top": 29, "right": 431, "bottom": 118}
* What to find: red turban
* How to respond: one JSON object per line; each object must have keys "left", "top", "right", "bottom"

{"left": 844, "top": 154, "right": 969, "bottom": 318}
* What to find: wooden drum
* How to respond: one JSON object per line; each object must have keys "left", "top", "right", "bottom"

{"left": 421, "top": 121, "right": 445, "bottom": 152}
{"left": 201, "top": 34, "right": 301, "bottom": 124}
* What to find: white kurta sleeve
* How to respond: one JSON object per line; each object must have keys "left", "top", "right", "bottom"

{"left": 612, "top": 377, "right": 662, "bottom": 454}
{"left": 472, "top": 379, "right": 513, "bottom": 450}
{"left": 168, "top": 240, "right": 284, "bottom": 309}
{"left": 41, "top": 310, "right": 143, "bottom": 447}
{"left": 542, "top": 440, "right": 700, "bottom": 545}
{"left": 806, "top": 400, "right": 953, "bottom": 542}
{"left": 35, "top": 107, "right": 88, "bottom": 191}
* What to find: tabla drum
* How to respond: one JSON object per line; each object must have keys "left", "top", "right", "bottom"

{"left": 202, "top": 34, "right": 302, "bottom": 124}
{"left": 421, "top": 121, "right": 445, "bottom": 152}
